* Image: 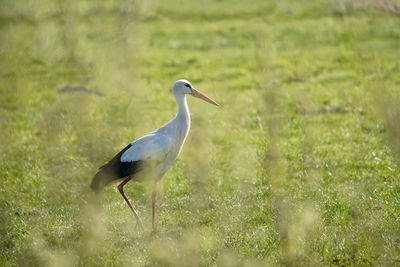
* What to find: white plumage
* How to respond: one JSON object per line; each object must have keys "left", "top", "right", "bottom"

{"left": 91, "top": 79, "right": 219, "bottom": 230}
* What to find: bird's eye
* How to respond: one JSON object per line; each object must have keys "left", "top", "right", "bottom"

{"left": 185, "top": 83, "right": 191, "bottom": 88}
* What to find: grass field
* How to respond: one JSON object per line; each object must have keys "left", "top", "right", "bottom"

{"left": 1, "top": 0, "right": 399, "bottom": 266}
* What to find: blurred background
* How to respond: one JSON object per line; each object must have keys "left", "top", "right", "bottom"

{"left": 0, "top": 0, "right": 399, "bottom": 265}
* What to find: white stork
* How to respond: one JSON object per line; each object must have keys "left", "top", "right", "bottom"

{"left": 91, "top": 79, "right": 219, "bottom": 230}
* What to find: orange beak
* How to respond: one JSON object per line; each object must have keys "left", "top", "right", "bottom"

{"left": 191, "top": 88, "right": 220, "bottom": 106}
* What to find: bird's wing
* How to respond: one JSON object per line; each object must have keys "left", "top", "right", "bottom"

{"left": 120, "top": 132, "right": 172, "bottom": 163}
{"left": 90, "top": 132, "right": 171, "bottom": 192}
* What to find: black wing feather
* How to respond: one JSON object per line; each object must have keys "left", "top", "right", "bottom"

{"left": 90, "top": 144, "right": 144, "bottom": 192}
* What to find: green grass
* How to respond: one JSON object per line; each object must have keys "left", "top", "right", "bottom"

{"left": 1, "top": 0, "right": 399, "bottom": 265}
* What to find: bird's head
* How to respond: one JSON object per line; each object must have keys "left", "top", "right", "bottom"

{"left": 172, "top": 79, "right": 220, "bottom": 106}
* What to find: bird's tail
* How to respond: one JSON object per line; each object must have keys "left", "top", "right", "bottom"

{"left": 91, "top": 144, "right": 134, "bottom": 192}
{"left": 90, "top": 169, "right": 115, "bottom": 193}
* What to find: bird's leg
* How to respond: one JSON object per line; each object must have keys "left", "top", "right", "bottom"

{"left": 152, "top": 182, "right": 158, "bottom": 230}
{"left": 117, "top": 176, "right": 144, "bottom": 230}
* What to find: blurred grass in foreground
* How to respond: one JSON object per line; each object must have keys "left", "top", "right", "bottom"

{"left": 0, "top": 0, "right": 399, "bottom": 266}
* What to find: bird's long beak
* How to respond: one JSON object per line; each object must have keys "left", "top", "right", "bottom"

{"left": 191, "top": 88, "right": 220, "bottom": 106}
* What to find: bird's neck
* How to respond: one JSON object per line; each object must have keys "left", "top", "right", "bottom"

{"left": 174, "top": 92, "right": 190, "bottom": 120}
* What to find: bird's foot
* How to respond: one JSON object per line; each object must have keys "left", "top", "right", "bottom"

{"left": 151, "top": 228, "right": 159, "bottom": 237}
{"left": 136, "top": 219, "right": 144, "bottom": 231}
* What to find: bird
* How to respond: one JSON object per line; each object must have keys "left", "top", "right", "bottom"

{"left": 90, "top": 79, "right": 219, "bottom": 230}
